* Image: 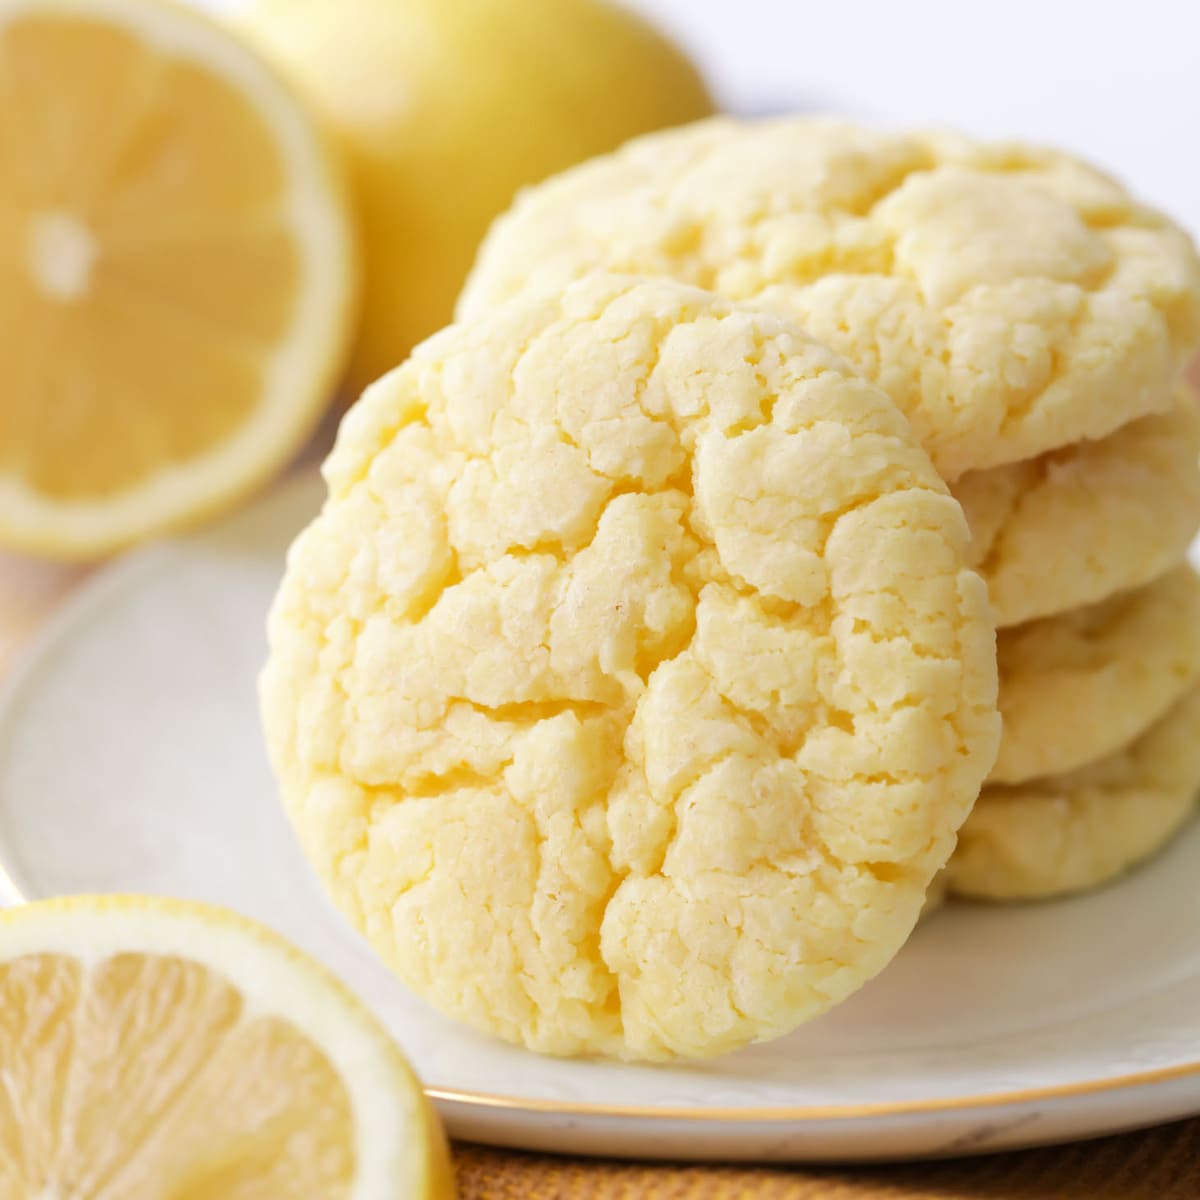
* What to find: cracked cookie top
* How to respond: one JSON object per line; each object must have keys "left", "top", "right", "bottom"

{"left": 459, "top": 118, "right": 1200, "bottom": 481}
{"left": 262, "top": 275, "right": 999, "bottom": 1061}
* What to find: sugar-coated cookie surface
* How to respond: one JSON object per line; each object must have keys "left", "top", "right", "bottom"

{"left": 262, "top": 275, "right": 999, "bottom": 1061}
{"left": 953, "top": 398, "right": 1200, "bottom": 627}
{"left": 460, "top": 118, "right": 1200, "bottom": 481}
{"left": 949, "top": 687, "right": 1200, "bottom": 901}
{"left": 993, "top": 567, "right": 1200, "bottom": 785}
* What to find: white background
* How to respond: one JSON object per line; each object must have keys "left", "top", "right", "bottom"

{"left": 207, "top": 0, "right": 1199, "bottom": 237}
{"left": 628, "top": 0, "right": 1200, "bottom": 236}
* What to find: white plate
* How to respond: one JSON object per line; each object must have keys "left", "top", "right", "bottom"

{"left": 1, "top": 474, "right": 1198, "bottom": 1163}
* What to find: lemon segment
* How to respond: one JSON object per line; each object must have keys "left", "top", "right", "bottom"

{"left": 0, "top": 0, "right": 358, "bottom": 558}
{"left": 0, "top": 894, "right": 453, "bottom": 1200}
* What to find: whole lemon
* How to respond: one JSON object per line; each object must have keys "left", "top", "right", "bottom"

{"left": 239, "top": 0, "right": 715, "bottom": 388}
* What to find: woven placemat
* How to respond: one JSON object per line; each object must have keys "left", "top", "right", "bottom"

{"left": 454, "top": 1118, "right": 1200, "bottom": 1198}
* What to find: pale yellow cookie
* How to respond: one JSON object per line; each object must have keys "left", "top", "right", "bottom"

{"left": 993, "top": 567, "right": 1200, "bottom": 784}
{"left": 953, "top": 397, "right": 1200, "bottom": 627}
{"left": 460, "top": 117, "right": 1200, "bottom": 481}
{"left": 262, "top": 275, "right": 999, "bottom": 1062}
{"left": 949, "top": 687, "right": 1200, "bottom": 901}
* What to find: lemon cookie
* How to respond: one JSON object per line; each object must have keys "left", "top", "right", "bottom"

{"left": 994, "top": 567, "right": 1200, "bottom": 784}
{"left": 262, "top": 275, "right": 999, "bottom": 1062}
{"left": 953, "top": 397, "right": 1200, "bottom": 627}
{"left": 949, "top": 687, "right": 1200, "bottom": 901}
{"left": 460, "top": 117, "right": 1200, "bottom": 481}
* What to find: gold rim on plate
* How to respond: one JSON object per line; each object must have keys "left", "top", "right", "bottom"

{"left": 425, "top": 1056, "right": 1200, "bottom": 1123}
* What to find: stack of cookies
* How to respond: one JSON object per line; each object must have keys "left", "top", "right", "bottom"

{"left": 459, "top": 118, "right": 1200, "bottom": 905}
{"left": 263, "top": 274, "right": 1003, "bottom": 1059}
{"left": 262, "top": 118, "right": 1200, "bottom": 1063}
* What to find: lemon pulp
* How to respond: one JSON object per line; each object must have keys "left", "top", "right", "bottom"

{"left": 0, "top": 1, "right": 356, "bottom": 556}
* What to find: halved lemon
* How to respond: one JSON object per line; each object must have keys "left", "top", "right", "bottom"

{"left": 0, "top": 0, "right": 357, "bottom": 558}
{"left": 0, "top": 894, "right": 453, "bottom": 1198}
{"left": 239, "top": 0, "right": 714, "bottom": 390}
